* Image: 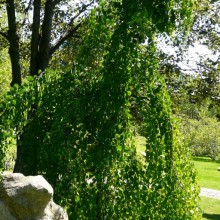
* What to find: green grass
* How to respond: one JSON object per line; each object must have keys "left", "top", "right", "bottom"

{"left": 200, "top": 196, "right": 220, "bottom": 220}
{"left": 193, "top": 157, "right": 220, "bottom": 190}
{"left": 192, "top": 157, "right": 220, "bottom": 219}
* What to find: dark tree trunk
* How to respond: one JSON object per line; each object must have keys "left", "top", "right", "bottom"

{"left": 13, "top": 0, "right": 56, "bottom": 174}
{"left": 13, "top": 136, "right": 24, "bottom": 173}
{"left": 30, "top": 0, "right": 41, "bottom": 76}
{"left": 6, "top": 0, "right": 25, "bottom": 174}
{"left": 12, "top": 0, "right": 43, "bottom": 174}
{"left": 6, "top": 0, "right": 21, "bottom": 86}
{"left": 7, "top": 0, "right": 83, "bottom": 174}
{"left": 38, "top": 0, "right": 55, "bottom": 72}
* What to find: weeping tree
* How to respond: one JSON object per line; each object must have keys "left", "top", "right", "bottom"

{"left": 0, "top": 0, "right": 201, "bottom": 219}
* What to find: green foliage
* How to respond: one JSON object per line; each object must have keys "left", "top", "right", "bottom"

{"left": 132, "top": 44, "right": 201, "bottom": 218}
{"left": 182, "top": 102, "right": 220, "bottom": 160}
{"left": 0, "top": 49, "right": 11, "bottom": 102}
{"left": 0, "top": 0, "right": 201, "bottom": 219}
{"left": 191, "top": 70, "right": 220, "bottom": 104}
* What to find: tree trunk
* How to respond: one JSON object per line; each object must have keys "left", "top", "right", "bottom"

{"left": 30, "top": 0, "right": 41, "bottom": 76}
{"left": 38, "top": 0, "right": 55, "bottom": 72}
{"left": 13, "top": 136, "right": 24, "bottom": 173}
{"left": 6, "top": 0, "right": 25, "bottom": 174}
{"left": 6, "top": 0, "right": 21, "bottom": 86}
{"left": 9, "top": 0, "right": 83, "bottom": 174}
{"left": 13, "top": 0, "right": 56, "bottom": 174}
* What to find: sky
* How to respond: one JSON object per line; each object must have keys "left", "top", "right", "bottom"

{"left": 178, "top": 43, "right": 218, "bottom": 73}
{"left": 159, "top": 40, "right": 219, "bottom": 75}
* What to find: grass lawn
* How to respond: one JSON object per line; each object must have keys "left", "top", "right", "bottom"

{"left": 193, "top": 157, "right": 220, "bottom": 191}
{"left": 200, "top": 196, "right": 220, "bottom": 220}
{"left": 192, "top": 157, "right": 220, "bottom": 219}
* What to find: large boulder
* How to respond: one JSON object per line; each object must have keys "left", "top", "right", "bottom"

{"left": 0, "top": 172, "right": 68, "bottom": 220}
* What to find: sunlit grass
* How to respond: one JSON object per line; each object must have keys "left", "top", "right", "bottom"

{"left": 193, "top": 157, "right": 220, "bottom": 190}
{"left": 192, "top": 157, "right": 220, "bottom": 219}
{"left": 200, "top": 196, "right": 220, "bottom": 220}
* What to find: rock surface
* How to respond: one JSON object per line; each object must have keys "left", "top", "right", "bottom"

{"left": 0, "top": 172, "right": 68, "bottom": 220}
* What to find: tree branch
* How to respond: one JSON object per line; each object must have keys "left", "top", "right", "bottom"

{"left": 53, "top": 0, "right": 63, "bottom": 4}
{"left": 0, "top": 31, "right": 9, "bottom": 41}
{"left": 21, "top": 0, "right": 33, "bottom": 27}
{"left": 48, "top": 1, "right": 95, "bottom": 56}
{"left": 69, "top": 1, "right": 94, "bottom": 26}
{"left": 49, "top": 22, "right": 82, "bottom": 56}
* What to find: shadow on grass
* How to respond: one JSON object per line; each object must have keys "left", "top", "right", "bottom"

{"left": 203, "top": 213, "right": 220, "bottom": 220}
{"left": 193, "top": 157, "right": 217, "bottom": 163}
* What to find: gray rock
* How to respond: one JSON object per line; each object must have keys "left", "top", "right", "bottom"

{"left": 0, "top": 201, "right": 16, "bottom": 220}
{"left": 0, "top": 172, "right": 68, "bottom": 220}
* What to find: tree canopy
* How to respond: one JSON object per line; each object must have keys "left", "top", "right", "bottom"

{"left": 0, "top": 0, "right": 98, "bottom": 85}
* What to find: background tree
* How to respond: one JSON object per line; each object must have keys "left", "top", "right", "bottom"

{"left": 180, "top": 99, "right": 220, "bottom": 160}
{"left": 0, "top": 0, "right": 97, "bottom": 85}
{"left": 155, "top": 0, "right": 220, "bottom": 108}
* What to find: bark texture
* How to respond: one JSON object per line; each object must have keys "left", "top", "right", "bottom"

{"left": 6, "top": 0, "right": 21, "bottom": 86}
